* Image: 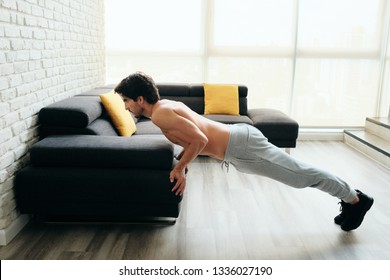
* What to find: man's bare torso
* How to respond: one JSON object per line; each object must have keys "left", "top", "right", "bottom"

{"left": 151, "top": 99, "right": 230, "bottom": 160}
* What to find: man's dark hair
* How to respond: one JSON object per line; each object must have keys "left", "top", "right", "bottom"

{"left": 115, "top": 72, "right": 160, "bottom": 104}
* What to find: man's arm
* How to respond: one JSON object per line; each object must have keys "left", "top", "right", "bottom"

{"left": 175, "top": 149, "right": 189, "bottom": 174}
{"left": 152, "top": 107, "right": 208, "bottom": 196}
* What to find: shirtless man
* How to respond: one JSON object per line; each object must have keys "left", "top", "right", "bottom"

{"left": 115, "top": 72, "right": 374, "bottom": 231}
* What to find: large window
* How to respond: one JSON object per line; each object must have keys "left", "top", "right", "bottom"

{"left": 294, "top": 0, "right": 384, "bottom": 126}
{"left": 105, "top": 0, "right": 202, "bottom": 53}
{"left": 105, "top": 0, "right": 390, "bottom": 127}
{"left": 381, "top": 7, "right": 390, "bottom": 116}
{"left": 212, "top": 0, "right": 294, "bottom": 52}
{"left": 105, "top": 0, "right": 203, "bottom": 82}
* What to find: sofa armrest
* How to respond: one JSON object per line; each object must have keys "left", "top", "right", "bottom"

{"left": 30, "top": 135, "right": 175, "bottom": 170}
{"left": 248, "top": 108, "right": 299, "bottom": 141}
{"left": 39, "top": 96, "right": 103, "bottom": 128}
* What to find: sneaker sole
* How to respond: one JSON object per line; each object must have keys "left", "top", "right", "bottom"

{"left": 341, "top": 197, "right": 374, "bottom": 231}
{"left": 334, "top": 215, "right": 344, "bottom": 225}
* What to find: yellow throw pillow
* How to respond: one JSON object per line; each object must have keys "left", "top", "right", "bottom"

{"left": 100, "top": 91, "right": 137, "bottom": 136}
{"left": 204, "top": 83, "right": 239, "bottom": 115}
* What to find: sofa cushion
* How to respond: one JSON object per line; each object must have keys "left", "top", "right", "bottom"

{"left": 76, "top": 88, "right": 114, "bottom": 96}
{"left": 100, "top": 91, "right": 137, "bottom": 136}
{"left": 39, "top": 96, "right": 103, "bottom": 128}
{"left": 87, "top": 117, "right": 119, "bottom": 136}
{"left": 248, "top": 108, "right": 299, "bottom": 141}
{"left": 30, "top": 135, "right": 174, "bottom": 170}
{"left": 189, "top": 84, "right": 248, "bottom": 97}
{"left": 204, "top": 83, "right": 239, "bottom": 115}
{"left": 157, "top": 84, "right": 190, "bottom": 97}
{"left": 189, "top": 84, "right": 248, "bottom": 115}
{"left": 135, "top": 118, "right": 162, "bottom": 135}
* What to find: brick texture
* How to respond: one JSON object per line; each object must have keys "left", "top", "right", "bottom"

{"left": 0, "top": 0, "right": 105, "bottom": 229}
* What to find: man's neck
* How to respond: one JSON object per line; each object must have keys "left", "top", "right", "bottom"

{"left": 143, "top": 100, "right": 160, "bottom": 118}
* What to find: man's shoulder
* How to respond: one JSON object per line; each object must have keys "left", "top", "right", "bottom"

{"left": 155, "top": 99, "right": 186, "bottom": 113}
{"left": 151, "top": 101, "right": 177, "bottom": 126}
{"left": 159, "top": 99, "right": 179, "bottom": 106}
{"left": 153, "top": 100, "right": 175, "bottom": 114}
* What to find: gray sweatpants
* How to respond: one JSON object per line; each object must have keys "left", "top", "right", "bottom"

{"left": 223, "top": 124, "right": 357, "bottom": 203}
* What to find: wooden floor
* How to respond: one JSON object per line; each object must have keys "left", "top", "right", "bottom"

{"left": 1, "top": 141, "right": 389, "bottom": 260}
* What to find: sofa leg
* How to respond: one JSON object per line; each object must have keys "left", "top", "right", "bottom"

{"left": 285, "top": 148, "right": 290, "bottom": 154}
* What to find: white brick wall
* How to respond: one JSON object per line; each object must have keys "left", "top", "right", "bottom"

{"left": 0, "top": 0, "right": 105, "bottom": 230}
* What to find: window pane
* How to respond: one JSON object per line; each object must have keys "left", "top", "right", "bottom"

{"left": 106, "top": 55, "right": 203, "bottom": 84}
{"left": 386, "top": 13, "right": 390, "bottom": 59}
{"left": 212, "top": 0, "right": 295, "bottom": 50}
{"left": 380, "top": 61, "right": 390, "bottom": 116}
{"left": 379, "top": 7, "right": 390, "bottom": 116}
{"left": 208, "top": 57, "right": 293, "bottom": 113}
{"left": 293, "top": 59, "right": 379, "bottom": 126}
{"left": 299, "top": 0, "right": 382, "bottom": 52}
{"left": 105, "top": 0, "right": 202, "bottom": 52}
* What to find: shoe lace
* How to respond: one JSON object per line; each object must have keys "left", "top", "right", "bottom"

{"left": 338, "top": 201, "right": 349, "bottom": 214}
{"left": 338, "top": 201, "right": 343, "bottom": 212}
{"left": 221, "top": 161, "right": 230, "bottom": 173}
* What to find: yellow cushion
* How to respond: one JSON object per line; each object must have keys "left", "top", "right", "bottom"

{"left": 204, "top": 83, "right": 239, "bottom": 115}
{"left": 99, "top": 91, "right": 137, "bottom": 136}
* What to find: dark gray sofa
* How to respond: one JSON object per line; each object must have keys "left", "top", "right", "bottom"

{"left": 15, "top": 84, "right": 298, "bottom": 222}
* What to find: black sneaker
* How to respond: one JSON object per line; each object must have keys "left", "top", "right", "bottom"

{"left": 337, "top": 190, "right": 374, "bottom": 231}
{"left": 334, "top": 201, "right": 347, "bottom": 225}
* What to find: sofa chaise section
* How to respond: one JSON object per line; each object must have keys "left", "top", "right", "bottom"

{"left": 15, "top": 135, "right": 181, "bottom": 221}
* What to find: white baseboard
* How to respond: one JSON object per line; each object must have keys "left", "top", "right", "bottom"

{"left": 297, "top": 128, "right": 345, "bottom": 141}
{"left": 0, "top": 215, "right": 30, "bottom": 246}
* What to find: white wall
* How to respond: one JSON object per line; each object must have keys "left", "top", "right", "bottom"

{"left": 0, "top": 0, "right": 105, "bottom": 240}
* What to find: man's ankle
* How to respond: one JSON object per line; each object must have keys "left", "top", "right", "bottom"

{"left": 350, "top": 195, "right": 360, "bottom": 205}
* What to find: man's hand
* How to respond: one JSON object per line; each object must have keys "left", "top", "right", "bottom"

{"left": 170, "top": 167, "right": 186, "bottom": 196}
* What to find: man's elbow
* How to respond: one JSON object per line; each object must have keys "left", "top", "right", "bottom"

{"left": 199, "top": 137, "right": 208, "bottom": 149}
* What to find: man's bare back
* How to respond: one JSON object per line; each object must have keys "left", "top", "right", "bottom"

{"left": 151, "top": 99, "right": 230, "bottom": 161}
